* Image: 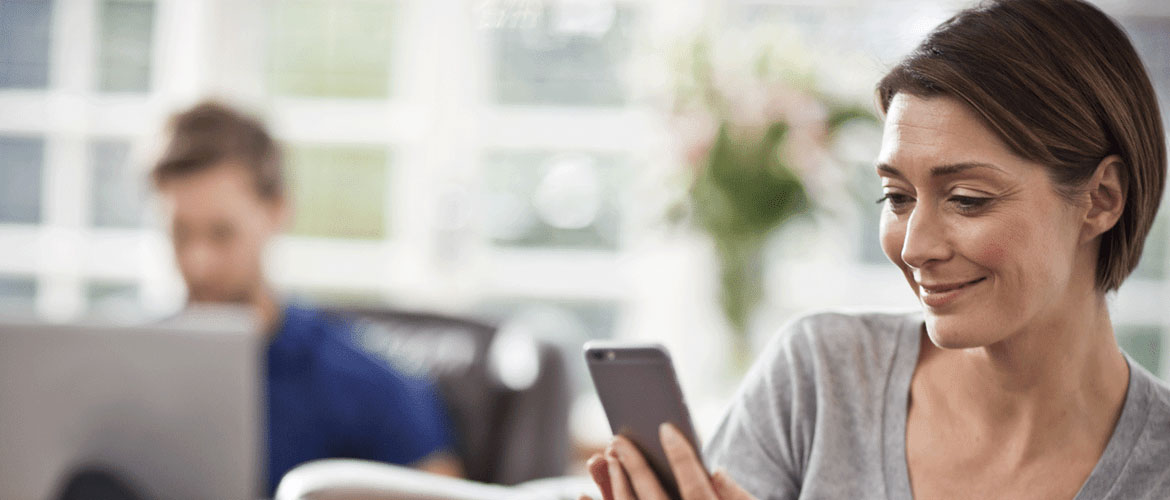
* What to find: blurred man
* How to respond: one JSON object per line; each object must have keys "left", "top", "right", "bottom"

{"left": 150, "top": 101, "right": 462, "bottom": 495}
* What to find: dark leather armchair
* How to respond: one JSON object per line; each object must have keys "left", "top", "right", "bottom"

{"left": 324, "top": 306, "right": 573, "bottom": 485}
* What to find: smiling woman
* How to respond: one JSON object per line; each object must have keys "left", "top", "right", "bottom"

{"left": 875, "top": 93, "right": 1114, "bottom": 351}
{"left": 584, "top": 1, "right": 1170, "bottom": 499}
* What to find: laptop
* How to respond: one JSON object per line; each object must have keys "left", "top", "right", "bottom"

{"left": 0, "top": 307, "right": 264, "bottom": 500}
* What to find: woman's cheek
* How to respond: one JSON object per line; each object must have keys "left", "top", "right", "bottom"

{"left": 951, "top": 212, "right": 1017, "bottom": 266}
{"left": 968, "top": 233, "right": 1009, "bottom": 270}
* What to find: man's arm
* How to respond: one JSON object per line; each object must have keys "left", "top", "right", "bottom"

{"left": 412, "top": 450, "right": 464, "bottom": 478}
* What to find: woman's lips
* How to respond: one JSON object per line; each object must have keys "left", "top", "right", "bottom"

{"left": 919, "top": 277, "right": 986, "bottom": 308}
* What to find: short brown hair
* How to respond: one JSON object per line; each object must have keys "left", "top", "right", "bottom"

{"left": 152, "top": 101, "right": 284, "bottom": 200}
{"left": 877, "top": 0, "right": 1166, "bottom": 291}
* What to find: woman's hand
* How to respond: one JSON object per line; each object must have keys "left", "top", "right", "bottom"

{"left": 579, "top": 423, "right": 756, "bottom": 500}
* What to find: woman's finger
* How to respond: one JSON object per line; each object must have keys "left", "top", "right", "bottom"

{"left": 611, "top": 436, "right": 670, "bottom": 500}
{"left": 607, "top": 445, "right": 638, "bottom": 500}
{"left": 711, "top": 469, "right": 755, "bottom": 500}
{"left": 588, "top": 453, "right": 615, "bottom": 500}
{"left": 659, "top": 423, "right": 718, "bottom": 500}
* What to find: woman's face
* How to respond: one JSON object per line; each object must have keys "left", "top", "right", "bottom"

{"left": 877, "top": 94, "right": 1090, "bottom": 348}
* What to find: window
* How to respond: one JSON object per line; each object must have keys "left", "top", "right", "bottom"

{"left": 96, "top": 0, "right": 155, "bottom": 92}
{"left": 855, "top": 176, "right": 887, "bottom": 264}
{"left": 1118, "top": 324, "right": 1164, "bottom": 376}
{"left": 1124, "top": 17, "right": 1170, "bottom": 283}
{"left": 482, "top": 151, "right": 625, "bottom": 250}
{"left": 1134, "top": 212, "right": 1168, "bottom": 280}
{"left": 0, "top": 0, "right": 53, "bottom": 88}
{"left": 0, "top": 136, "right": 44, "bottom": 224}
{"left": 266, "top": 0, "right": 396, "bottom": 98}
{"left": 286, "top": 144, "right": 390, "bottom": 239}
{"left": 90, "top": 140, "right": 146, "bottom": 228}
{"left": 834, "top": 119, "right": 888, "bottom": 264}
{"left": 0, "top": 276, "right": 37, "bottom": 312}
{"left": 1123, "top": 17, "right": 1170, "bottom": 115}
{"left": 491, "top": 3, "right": 634, "bottom": 106}
{"left": 86, "top": 281, "right": 141, "bottom": 316}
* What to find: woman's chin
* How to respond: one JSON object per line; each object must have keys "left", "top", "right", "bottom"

{"left": 923, "top": 315, "right": 1002, "bottom": 349}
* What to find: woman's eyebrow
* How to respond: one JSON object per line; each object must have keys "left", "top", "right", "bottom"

{"left": 875, "top": 163, "right": 905, "bottom": 178}
{"left": 875, "top": 162, "right": 1006, "bottom": 178}
{"left": 931, "top": 162, "right": 1007, "bottom": 177}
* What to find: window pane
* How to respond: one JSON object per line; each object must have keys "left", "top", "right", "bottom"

{"left": 286, "top": 144, "right": 389, "bottom": 239}
{"left": 732, "top": 2, "right": 948, "bottom": 65}
{"left": 1133, "top": 207, "right": 1167, "bottom": 279}
{"left": 856, "top": 177, "right": 886, "bottom": 264}
{"left": 482, "top": 151, "right": 625, "bottom": 250}
{"left": 0, "top": 0, "right": 53, "bottom": 88}
{"left": 86, "top": 282, "right": 141, "bottom": 316}
{"left": 1117, "top": 19, "right": 1168, "bottom": 281}
{"left": 0, "top": 276, "right": 37, "bottom": 313}
{"left": 96, "top": 0, "right": 155, "bottom": 92}
{"left": 491, "top": 3, "right": 633, "bottom": 106}
{"left": 266, "top": 0, "right": 395, "bottom": 98}
{"left": 835, "top": 120, "right": 887, "bottom": 264}
{"left": 1122, "top": 17, "right": 1170, "bottom": 121}
{"left": 1117, "top": 324, "right": 1164, "bottom": 378}
{"left": 90, "top": 140, "right": 146, "bottom": 228}
{"left": 0, "top": 136, "right": 44, "bottom": 224}
{"left": 478, "top": 300, "right": 617, "bottom": 341}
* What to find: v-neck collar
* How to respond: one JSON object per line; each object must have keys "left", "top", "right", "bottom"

{"left": 880, "top": 316, "right": 1153, "bottom": 500}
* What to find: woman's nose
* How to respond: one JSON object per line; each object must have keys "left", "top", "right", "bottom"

{"left": 900, "top": 206, "right": 952, "bottom": 269}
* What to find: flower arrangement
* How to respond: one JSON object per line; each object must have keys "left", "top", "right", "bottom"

{"left": 661, "top": 26, "right": 877, "bottom": 363}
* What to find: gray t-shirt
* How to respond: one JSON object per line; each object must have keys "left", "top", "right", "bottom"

{"left": 704, "top": 311, "right": 1170, "bottom": 499}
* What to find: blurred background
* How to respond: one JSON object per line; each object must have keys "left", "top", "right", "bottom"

{"left": 0, "top": 0, "right": 1167, "bottom": 451}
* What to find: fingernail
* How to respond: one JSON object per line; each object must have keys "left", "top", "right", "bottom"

{"left": 659, "top": 422, "right": 680, "bottom": 444}
{"left": 607, "top": 450, "right": 622, "bottom": 475}
{"left": 612, "top": 437, "right": 629, "bottom": 455}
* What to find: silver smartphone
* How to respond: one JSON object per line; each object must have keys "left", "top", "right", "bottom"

{"left": 584, "top": 341, "right": 704, "bottom": 500}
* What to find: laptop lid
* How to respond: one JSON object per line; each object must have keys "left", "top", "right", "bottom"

{"left": 0, "top": 307, "right": 263, "bottom": 500}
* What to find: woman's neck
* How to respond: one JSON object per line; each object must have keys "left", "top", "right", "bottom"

{"left": 915, "top": 288, "right": 1130, "bottom": 460}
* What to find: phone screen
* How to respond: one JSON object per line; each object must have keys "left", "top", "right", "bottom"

{"left": 584, "top": 342, "right": 703, "bottom": 500}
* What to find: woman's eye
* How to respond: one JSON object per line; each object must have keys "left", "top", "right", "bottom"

{"left": 876, "top": 193, "right": 914, "bottom": 211}
{"left": 950, "top": 195, "right": 992, "bottom": 213}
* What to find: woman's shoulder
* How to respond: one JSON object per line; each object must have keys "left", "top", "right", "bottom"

{"left": 1132, "top": 362, "right": 1170, "bottom": 440}
{"left": 762, "top": 309, "right": 921, "bottom": 363}
{"left": 1102, "top": 361, "right": 1170, "bottom": 497}
{"left": 746, "top": 309, "right": 922, "bottom": 392}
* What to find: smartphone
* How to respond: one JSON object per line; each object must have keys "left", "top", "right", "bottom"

{"left": 584, "top": 341, "right": 703, "bottom": 500}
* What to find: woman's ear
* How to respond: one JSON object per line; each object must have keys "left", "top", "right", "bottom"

{"left": 1081, "top": 154, "right": 1127, "bottom": 243}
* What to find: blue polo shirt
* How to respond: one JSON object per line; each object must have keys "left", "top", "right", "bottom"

{"left": 265, "top": 303, "right": 454, "bottom": 495}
